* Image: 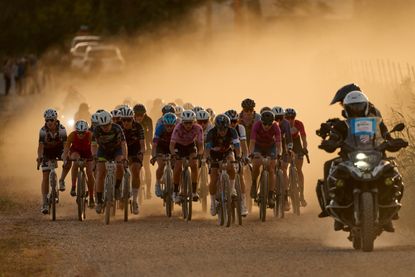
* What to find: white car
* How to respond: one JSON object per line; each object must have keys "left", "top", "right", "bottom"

{"left": 81, "top": 45, "right": 125, "bottom": 74}
{"left": 70, "top": 42, "right": 100, "bottom": 69}
{"left": 70, "top": 35, "right": 101, "bottom": 49}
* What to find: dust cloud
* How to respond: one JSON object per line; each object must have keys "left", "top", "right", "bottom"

{"left": 2, "top": 1, "right": 415, "bottom": 213}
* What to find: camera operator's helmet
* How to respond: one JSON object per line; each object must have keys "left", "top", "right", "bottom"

{"left": 343, "top": 91, "right": 369, "bottom": 117}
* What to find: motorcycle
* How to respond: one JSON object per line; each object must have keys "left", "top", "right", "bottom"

{"left": 318, "top": 117, "right": 408, "bottom": 252}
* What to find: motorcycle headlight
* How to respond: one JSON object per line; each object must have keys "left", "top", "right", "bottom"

{"left": 354, "top": 161, "right": 370, "bottom": 170}
{"left": 356, "top": 153, "right": 367, "bottom": 160}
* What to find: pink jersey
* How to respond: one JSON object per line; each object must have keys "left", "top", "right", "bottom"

{"left": 171, "top": 123, "right": 203, "bottom": 146}
{"left": 250, "top": 121, "right": 281, "bottom": 148}
{"left": 290, "top": 120, "right": 306, "bottom": 139}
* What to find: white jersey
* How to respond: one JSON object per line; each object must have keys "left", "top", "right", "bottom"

{"left": 235, "top": 124, "right": 247, "bottom": 141}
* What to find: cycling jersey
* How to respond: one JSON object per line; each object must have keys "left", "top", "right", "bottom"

{"left": 66, "top": 130, "right": 93, "bottom": 158}
{"left": 92, "top": 123, "right": 125, "bottom": 152}
{"left": 136, "top": 115, "right": 153, "bottom": 151}
{"left": 239, "top": 111, "right": 261, "bottom": 144}
{"left": 201, "top": 122, "right": 214, "bottom": 142}
{"left": 123, "top": 121, "right": 145, "bottom": 156}
{"left": 278, "top": 119, "right": 293, "bottom": 150}
{"left": 155, "top": 117, "right": 182, "bottom": 130}
{"left": 171, "top": 123, "right": 203, "bottom": 146}
{"left": 250, "top": 121, "right": 281, "bottom": 148}
{"left": 290, "top": 119, "right": 306, "bottom": 139}
{"left": 234, "top": 124, "right": 247, "bottom": 141}
{"left": 206, "top": 127, "right": 240, "bottom": 153}
{"left": 153, "top": 124, "right": 175, "bottom": 154}
{"left": 39, "top": 122, "right": 67, "bottom": 159}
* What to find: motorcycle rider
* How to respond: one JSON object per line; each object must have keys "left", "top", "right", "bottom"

{"left": 317, "top": 91, "right": 398, "bottom": 232}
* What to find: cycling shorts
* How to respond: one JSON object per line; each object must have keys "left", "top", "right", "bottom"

{"left": 174, "top": 143, "right": 197, "bottom": 158}
{"left": 97, "top": 147, "right": 123, "bottom": 162}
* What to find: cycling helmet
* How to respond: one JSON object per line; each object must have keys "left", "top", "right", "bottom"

{"left": 162, "top": 104, "right": 175, "bottom": 115}
{"left": 225, "top": 109, "right": 239, "bottom": 121}
{"left": 133, "top": 104, "right": 146, "bottom": 114}
{"left": 97, "top": 111, "right": 112, "bottom": 126}
{"left": 183, "top": 102, "right": 194, "bottom": 110}
{"left": 272, "top": 106, "right": 285, "bottom": 116}
{"left": 261, "top": 111, "right": 275, "bottom": 125}
{"left": 192, "top": 106, "right": 204, "bottom": 113}
{"left": 241, "top": 98, "right": 256, "bottom": 109}
{"left": 215, "top": 114, "right": 231, "bottom": 130}
{"left": 75, "top": 120, "right": 89, "bottom": 132}
{"left": 91, "top": 113, "right": 100, "bottom": 125}
{"left": 260, "top": 106, "right": 271, "bottom": 114}
{"left": 206, "top": 108, "right": 215, "bottom": 120}
{"left": 175, "top": 106, "right": 184, "bottom": 117}
{"left": 119, "top": 107, "right": 134, "bottom": 118}
{"left": 343, "top": 91, "right": 369, "bottom": 117}
{"left": 181, "top": 110, "right": 196, "bottom": 122}
{"left": 331, "top": 83, "right": 362, "bottom": 105}
{"left": 111, "top": 109, "right": 121, "bottom": 118}
{"left": 115, "top": 104, "right": 129, "bottom": 110}
{"left": 44, "top": 108, "right": 58, "bottom": 120}
{"left": 167, "top": 102, "right": 177, "bottom": 107}
{"left": 196, "top": 110, "right": 210, "bottom": 121}
{"left": 96, "top": 109, "right": 105, "bottom": 113}
{"left": 163, "top": 112, "right": 177, "bottom": 125}
{"left": 285, "top": 108, "right": 297, "bottom": 118}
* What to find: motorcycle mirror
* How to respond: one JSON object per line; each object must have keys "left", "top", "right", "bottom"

{"left": 391, "top": 123, "right": 405, "bottom": 133}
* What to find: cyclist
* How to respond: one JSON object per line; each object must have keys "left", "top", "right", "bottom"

{"left": 192, "top": 106, "right": 204, "bottom": 114}
{"left": 170, "top": 110, "right": 204, "bottom": 203}
{"left": 119, "top": 107, "right": 145, "bottom": 214}
{"left": 150, "top": 112, "right": 178, "bottom": 197}
{"left": 133, "top": 104, "right": 153, "bottom": 199}
{"left": 272, "top": 106, "right": 293, "bottom": 211}
{"left": 92, "top": 111, "right": 128, "bottom": 214}
{"left": 206, "top": 108, "right": 216, "bottom": 124}
{"left": 260, "top": 106, "right": 272, "bottom": 114}
{"left": 37, "top": 109, "right": 69, "bottom": 214}
{"left": 225, "top": 109, "right": 249, "bottom": 216}
{"left": 196, "top": 109, "right": 213, "bottom": 141}
{"left": 239, "top": 98, "right": 261, "bottom": 146}
{"left": 155, "top": 104, "right": 177, "bottom": 129}
{"left": 183, "top": 102, "right": 194, "bottom": 111}
{"left": 205, "top": 114, "right": 241, "bottom": 216}
{"left": 285, "top": 108, "right": 308, "bottom": 207}
{"left": 110, "top": 109, "right": 122, "bottom": 125}
{"left": 62, "top": 120, "right": 95, "bottom": 207}
{"left": 175, "top": 106, "right": 184, "bottom": 119}
{"left": 249, "top": 110, "right": 282, "bottom": 208}
{"left": 74, "top": 102, "right": 91, "bottom": 124}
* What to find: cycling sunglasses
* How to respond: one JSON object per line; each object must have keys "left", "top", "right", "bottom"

{"left": 263, "top": 122, "right": 273, "bottom": 126}
{"left": 285, "top": 116, "right": 295, "bottom": 120}
{"left": 101, "top": 123, "right": 111, "bottom": 128}
{"left": 230, "top": 120, "right": 238, "bottom": 124}
{"left": 45, "top": 119, "right": 55, "bottom": 123}
{"left": 122, "top": 118, "right": 133, "bottom": 122}
{"left": 183, "top": 121, "right": 193, "bottom": 125}
{"left": 197, "top": 120, "right": 209, "bottom": 125}
{"left": 77, "top": 131, "right": 86, "bottom": 135}
{"left": 243, "top": 108, "right": 254, "bottom": 112}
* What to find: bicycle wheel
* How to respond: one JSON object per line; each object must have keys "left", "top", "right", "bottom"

{"left": 275, "top": 169, "right": 285, "bottom": 219}
{"left": 259, "top": 170, "right": 268, "bottom": 222}
{"left": 50, "top": 172, "right": 57, "bottom": 221}
{"left": 235, "top": 175, "right": 242, "bottom": 225}
{"left": 165, "top": 166, "right": 173, "bottom": 217}
{"left": 181, "top": 170, "right": 188, "bottom": 220}
{"left": 77, "top": 171, "right": 85, "bottom": 221}
{"left": 123, "top": 171, "right": 130, "bottom": 222}
{"left": 221, "top": 174, "right": 231, "bottom": 227}
{"left": 104, "top": 177, "right": 113, "bottom": 225}
{"left": 217, "top": 180, "right": 224, "bottom": 226}
{"left": 200, "top": 165, "right": 208, "bottom": 213}
{"left": 186, "top": 169, "right": 192, "bottom": 222}
{"left": 289, "top": 166, "right": 301, "bottom": 216}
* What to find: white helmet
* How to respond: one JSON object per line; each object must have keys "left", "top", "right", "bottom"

{"left": 343, "top": 91, "right": 369, "bottom": 117}
{"left": 75, "top": 120, "right": 89, "bottom": 132}
{"left": 192, "top": 106, "right": 204, "bottom": 113}
{"left": 181, "top": 110, "right": 196, "bottom": 122}
{"left": 91, "top": 112, "right": 100, "bottom": 125}
{"left": 183, "top": 102, "right": 194, "bottom": 110}
{"left": 196, "top": 110, "right": 210, "bottom": 121}
{"left": 119, "top": 107, "right": 134, "bottom": 118}
{"left": 175, "top": 106, "right": 184, "bottom": 117}
{"left": 97, "top": 111, "right": 112, "bottom": 126}
{"left": 272, "top": 106, "right": 285, "bottom": 117}
{"left": 44, "top": 108, "right": 58, "bottom": 120}
{"left": 110, "top": 109, "right": 121, "bottom": 118}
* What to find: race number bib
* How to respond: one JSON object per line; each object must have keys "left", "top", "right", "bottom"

{"left": 350, "top": 117, "right": 376, "bottom": 136}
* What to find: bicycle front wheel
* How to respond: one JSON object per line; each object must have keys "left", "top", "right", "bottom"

{"left": 165, "top": 167, "right": 173, "bottom": 217}
{"left": 235, "top": 175, "right": 242, "bottom": 225}
{"left": 289, "top": 167, "right": 301, "bottom": 216}
{"left": 50, "top": 172, "right": 57, "bottom": 221}
{"left": 185, "top": 169, "right": 192, "bottom": 221}
{"left": 259, "top": 170, "right": 268, "bottom": 222}
{"left": 275, "top": 169, "right": 285, "bottom": 219}
{"left": 77, "top": 171, "right": 85, "bottom": 221}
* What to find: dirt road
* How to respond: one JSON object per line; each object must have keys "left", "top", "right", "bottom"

{"left": 2, "top": 184, "right": 415, "bottom": 277}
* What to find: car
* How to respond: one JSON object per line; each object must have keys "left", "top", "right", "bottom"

{"left": 81, "top": 45, "right": 125, "bottom": 74}
{"left": 70, "top": 42, "right": 100, "bottom": 69}
{"left": 70, "top": 36, "right": 101, "bottom": 49}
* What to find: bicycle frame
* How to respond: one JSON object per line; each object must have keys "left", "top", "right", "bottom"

{"left": 47, "top": 159, "right": 59, "bottom": 221}
{"left": 103, "top": 160, "right": 117, "bottom": 225}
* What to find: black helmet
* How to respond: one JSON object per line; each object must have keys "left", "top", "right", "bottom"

{"left": 241, "top": 98, "right": 255, "bottom": 109}
{"left": 261, "top": 111, "right": 275, "bottom": 125}
{"left": 133, "top": 104, "right": 146, "bottom": 114}
{"left": 330, "top": 83, "right": 361, "bottom": 105}
{"left": 285, "top": 108, "right": 296, "bottom": 118}
{"left": 162, "top": 104, "right": 175, "bottom": 115}
{"left": 260, "top": 106, "right": 271, "bottom": 114}
{"left": 215, "top": 114, "right": 231, "bottom": 130}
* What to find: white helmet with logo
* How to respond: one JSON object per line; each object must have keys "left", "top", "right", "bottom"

{"left": 196, "top": 110, "right": 210, "bottom": 121}
{"left": 75, "top": 120, "right": 89, "bottom": 132}
{"left": 343, "top": 91, "right": 369, "bottom": 117}
{"left": 97, "top": 111, "right": 112, "bottom": 125}
{"left": 181, "top": 110, "right": 196, "bottom": 122}
{"left": 272, "top": 106, "right": 285, "bottom": 117}
{"left": 44, "top": 108, "right": 58, "bottom": 120}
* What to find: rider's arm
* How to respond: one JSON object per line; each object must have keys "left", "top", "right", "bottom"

{"left": 249, "top": 122, "right": 258, "bottom": 156}
{"left": 62, "top": 132, "right": 74, "bottom": 160}
{"left": 169, "top": 141, "right": 176, "bottom": 156}
{"left": 237, "top": 125, "right": 248, "bottom": 157}
{"left": 140, "top": 139, "right": 146, "bottom": 156}
{"left": 37, "top": 143, "right": 44, "bottom": 160}
{"left": 274, "top": 124, "right": 282, "bottom": 156}
{"left": 121, "top": 141, "right": 128, "bottom": 159}
{"left": 298, "top": 121, "right": 308, "bottom": 150}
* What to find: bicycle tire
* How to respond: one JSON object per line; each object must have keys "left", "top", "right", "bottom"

{"left": 181, "top": 170, "right": 188, "bottom": 220}
{"left": 221, "top": 174, "right": 231, "bottom": 227}
{"left": 105, "top": 201, "right": 111, "bottom": 225}
{"left": 200, "top": 165, "right": 208, "bottom": 213}
{"left": 123, "top": 171, "right": 130, "bottom": 222}
{"left": 259, "top": 170, "right": 268, "bottom": 222}
{"left": 289, "top": 166, "right": 301, "bottom": 216}
{"left": 186, "top": 169, "right": 192, "bottom": 221}
{"left": 275, "top": 169, "right": 285, "bottom": 219}
{"left": 235, "top": 175, "right": 242, "bottom": 225}
{"left": 50, "top": 171, "right": 57, "bottom": 221}
{"left": 165, "top": 166, "right": 173, "bottom": 217}
{"left": 77, "top": 171, "right": 84, "bottom": 221}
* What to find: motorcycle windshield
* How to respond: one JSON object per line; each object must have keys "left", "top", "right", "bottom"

{"left": 344, "top": 117, "right": 383, "bottom": 151}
